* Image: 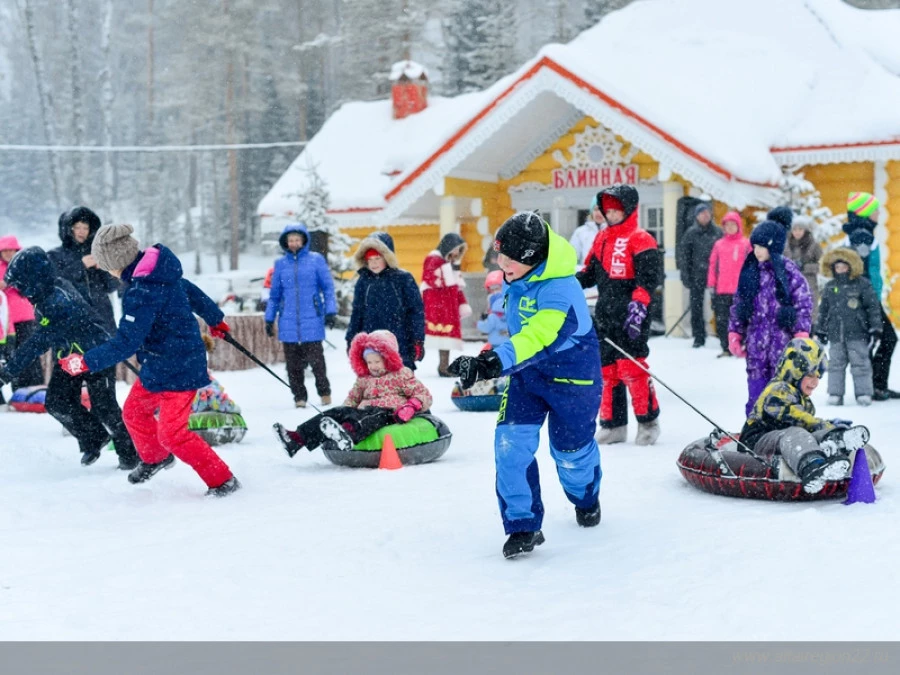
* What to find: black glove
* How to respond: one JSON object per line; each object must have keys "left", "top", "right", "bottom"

{"left": 815, "top": 333, "right": 828, "bottom": 346}
{"left": 0, "top": 367, "right": 11, "bottom": 387}
{"left": 324, "top": 314, "right": 338, "bottom": 329}
{"left": 265, "top": 321, "right": 275, "bottom": 338}
{"left": 868, "top": 329, "right": 882, "bottom": 355}
{"left": 448, "top": 350, "right": 503, "bottom": 390}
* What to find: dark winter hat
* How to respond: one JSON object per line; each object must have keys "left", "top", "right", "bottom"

{"left": 493, "top": 212, "right": 549, "bottom": 266}
{"left": 437, "top": 232, "right": 467, "bottom": 260}
{"left": 92, "top": 224, "right": 140, "bottom": 272}
{"left": 749, "top": 220, "right": 787, "bottom": 256}
{"left": 3, "top": 246, "right": 55, "bottom": 302}
{"left": 693, "top": 202, "right": 712, "bottom": 218}
{"left": 766, "top": 206, "right": 794, "bottom": 230}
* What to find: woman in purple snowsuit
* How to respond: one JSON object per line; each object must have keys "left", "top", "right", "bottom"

{"left": 728, "top": 208, "right": 813, "bottom": 415}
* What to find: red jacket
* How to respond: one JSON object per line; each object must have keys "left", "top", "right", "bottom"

{"left": 420, "top": 252, "right": 470, "bottom": 342}
{"left": 578, "top": 208, "right": 660, "bottom": 332}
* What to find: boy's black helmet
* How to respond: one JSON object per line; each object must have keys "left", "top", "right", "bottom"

{"left": 493, "top": 212, "right": 549, "bottom": 266}
{"left": 4, "top": 246, "right": 55, "bottom": 303}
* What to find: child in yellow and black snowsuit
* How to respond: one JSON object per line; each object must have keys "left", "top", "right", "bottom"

{"left": 739, "top": 337, "right": 870, "bottom": 494}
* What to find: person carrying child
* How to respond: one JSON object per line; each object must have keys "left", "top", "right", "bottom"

{"left": 273, "top": 330, "right": 432, "bottom": 456}
{"left": 729, "top": 208, "right": 813, "bottom": 415}
{"left": 739, "top": 337, "right": 869, "bottom": 495}
{"left": 57, "top": 224, "right": 240, "bottom": 497}
{"left": 0, "top": 246, "right": 140, "bottom": 469}
{"left": 449, "top": 212, "right": 602, "bottom": 559}
{"left": 815, "top": 247, "right": 881, "bottom": 407}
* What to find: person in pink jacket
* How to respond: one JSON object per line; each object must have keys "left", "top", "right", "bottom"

{"left": 0, "top": 235, "right": 44, "bottom": 397}
{"left": 707, "top": 212, "right": 751, "bottom": 358}
{"left": 273, "top": 330, "right": 433, "bottom": 456}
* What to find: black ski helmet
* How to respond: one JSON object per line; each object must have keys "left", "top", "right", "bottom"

{"left": 3, "top": 246, "right": 55, "bottom": 303}
{"left": 492, "top": 212, "right": 549, "bottom": 266}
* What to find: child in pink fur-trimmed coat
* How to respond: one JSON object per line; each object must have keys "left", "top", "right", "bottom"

{"left": 273, "top": 330, "right": 432, "bottom": 456}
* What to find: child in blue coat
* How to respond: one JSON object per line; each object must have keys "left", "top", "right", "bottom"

{"left": 476, "top": 270, "right": 509, "bottom": 349}
{"left": 58, "top": 225, "right": 240, "bottom": 497}
{"left": 450, "top": 213, "right": 602, "bottom": 559}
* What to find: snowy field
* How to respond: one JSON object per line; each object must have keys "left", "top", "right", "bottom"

{"left": 0, "top": 333, "right": 897, "bottom": 641}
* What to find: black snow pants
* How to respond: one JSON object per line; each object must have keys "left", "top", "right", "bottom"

{"left": 46, "top": 363, "right": 138, "bottom": 462}
{"left": 296, "top": 406, "right": 396, "bottom": 450}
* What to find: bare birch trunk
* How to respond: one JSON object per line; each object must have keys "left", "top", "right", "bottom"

{"left": 99, "top": 0, "right": 115, "bottom": 208}
{"left": 65, "top": 0, "right": 85, "bottom": 202}
{"left": 20, "top": 0, "right": 62, "bottom": 206}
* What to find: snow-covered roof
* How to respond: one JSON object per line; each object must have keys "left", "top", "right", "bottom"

{"left": 258, "top": 0, "right": 900, "bottom": 221}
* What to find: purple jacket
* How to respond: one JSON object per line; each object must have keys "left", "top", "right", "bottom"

{"left": 729, "top": 257, "right": 812, "bottom": 380}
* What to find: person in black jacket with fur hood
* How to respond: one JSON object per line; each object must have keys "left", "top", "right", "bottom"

{"left": 345, "top": 232, "right": 425, "bottom": 371}
{"left": 0, "top": 247, "right": 139, "bottom": 469}
{"left": 48, "top": 206, "right": 121, "bottom": 334}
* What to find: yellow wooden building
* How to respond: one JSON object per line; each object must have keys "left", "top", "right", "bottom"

{"left": 258, "top": 0, "right": 900, "bottom": 329}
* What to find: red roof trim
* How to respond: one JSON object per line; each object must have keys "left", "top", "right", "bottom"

{"left": 384, "top": 59, "right": 548, "bottom": 201}
{"left": 771, "top": 139, "right": 900, "bottom": 153}
{"left": 328, "top": 207, "right": 383, "bottom": 214}
{"left": 384, "top": 56, "right": 776, "bottom": 202}
{"left": 260, "top": 207, "right": 382, "bottom": 218}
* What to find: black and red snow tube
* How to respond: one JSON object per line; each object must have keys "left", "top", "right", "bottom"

{"left": 677, "top": 432, "right": 885, "bottom": 501}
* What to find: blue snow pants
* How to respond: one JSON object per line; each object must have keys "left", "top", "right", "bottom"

{"left": 494, "top": 363, "right": 602, "bottom": 534}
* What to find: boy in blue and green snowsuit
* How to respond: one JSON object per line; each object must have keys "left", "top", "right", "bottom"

{"left": 449, "top": 213, "right": 602, "bottom": 559}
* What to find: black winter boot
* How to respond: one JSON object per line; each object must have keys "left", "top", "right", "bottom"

{"left": 273, "top": 423, "right": 306, "bottom": 457}
{"left": 575, "top": 502, "right": 601, "bottom": 527}
{"left": 128, "top": 454, "right": 176, "bottom": 484}
{"left": 502, "top": 530, "right": 545, "bottom": 559}
{"left": 80, "top": 447, "right": 103, "bottom": 466}
{"left": 798, "top": 452, "right": 851, "bottom": 495}
{"left": 206, "top": 476, "right": 242, "bottom": 497}
{"left": 117, "top": 451, "right": 141, "bottom": 471}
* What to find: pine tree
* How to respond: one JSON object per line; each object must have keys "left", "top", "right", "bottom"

{"left": 443, "top": 0, "right": 516, "bottom": 94}
{"left": 293, "top": 163, "right": 356, "bottom": 314}
{"left": 754, "top": 167, "right": 845, "bottom": 247}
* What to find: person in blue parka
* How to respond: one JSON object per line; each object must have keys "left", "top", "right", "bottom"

{"left": 345, "top": 231, "right": 425, "bottom": 371}
{"left": 449, "top": 213, "right": 603, "bottom": 559}
{"left": 0, "top": 246, "right": 140, "bottom": 469}
{"left": 265, "top": 223, "right": 338, "bottom": 408}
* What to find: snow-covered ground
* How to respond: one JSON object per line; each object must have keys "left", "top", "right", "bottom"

{"left": 0, "top": 334, "right": 896, "bottom": 640}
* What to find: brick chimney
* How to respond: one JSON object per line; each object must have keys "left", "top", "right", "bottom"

{"left": 390, "top": 60, "right": 428, "bottom": 120}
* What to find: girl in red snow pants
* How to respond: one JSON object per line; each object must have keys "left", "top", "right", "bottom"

{"left": 122, "top": 378, "right": 233, "bottom": 488}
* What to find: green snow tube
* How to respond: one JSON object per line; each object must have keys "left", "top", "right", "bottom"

{"left": 188, "top": 411, "right": 248, "bottom": 446}
{"left": 321, "top": 414, "right": 452, "bottom": 468}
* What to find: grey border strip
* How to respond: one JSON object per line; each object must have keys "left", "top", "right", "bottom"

{"left": 1, "top": 643, "right": 897, "bottom": 675}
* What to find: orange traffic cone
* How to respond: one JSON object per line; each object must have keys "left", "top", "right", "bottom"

{"left": 378, "top": 433, "right": 402, "bottom": 470}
